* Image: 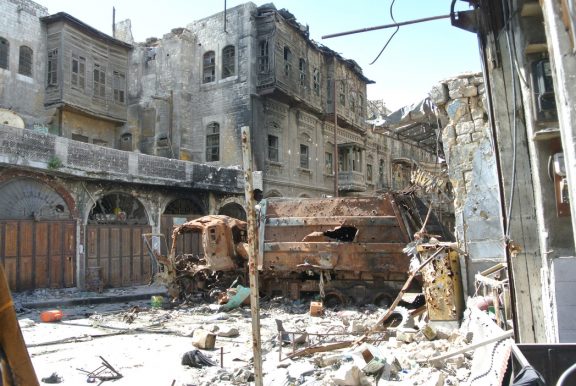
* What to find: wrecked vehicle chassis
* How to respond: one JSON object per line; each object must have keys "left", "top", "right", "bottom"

{"left": 151, "top": 193, "right": 447, "bottom": 306}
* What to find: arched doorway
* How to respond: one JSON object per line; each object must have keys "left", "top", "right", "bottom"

{"left": 161, "top": 198, "right": 206, "bottom": 257}
{"left": 0, "top": 178, "right": 75, "bottom": 290}
{"left": 86, "top": 193, "right": 151, "bottom": 288}
{"left": 218, "top": 202, "right": 246, "bottom": 221}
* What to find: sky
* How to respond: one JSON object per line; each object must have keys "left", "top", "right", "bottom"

{"left": 37, "top": 0, "right": 481, "bottom": 111}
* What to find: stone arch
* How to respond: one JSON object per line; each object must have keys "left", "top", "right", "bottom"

{"left": 163, "top": 197, "right": 206, "bottom": 215}
{"left": 218, "top": 202, "right": 246, "bottom": 221}
{"left": 264, "top": 189, "right": 283, "bottom": 198}
{"left": 0, "top": 177, "right": 73, "bottom": 220}
{"left": 88, "top": 192, "right": 148, "bottom": 225}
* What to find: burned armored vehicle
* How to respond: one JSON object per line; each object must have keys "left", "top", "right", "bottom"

{"left": 148, "top": 193, "right": 450, "bottom": 306}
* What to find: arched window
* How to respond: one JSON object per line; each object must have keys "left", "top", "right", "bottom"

{"left": 222, "top": 45, "right": 235, "bottom": 78}
{"left": 18, "top": 46, "right": 32, "bottom": 77}
{"left": 203, "top": 51, "right": 215, "bottom": 83}
{"left": 206, "top": 122, "right": 220, "bottom": 161}
{"left": 0, "top": 38, "right": 8, "bottom": 69}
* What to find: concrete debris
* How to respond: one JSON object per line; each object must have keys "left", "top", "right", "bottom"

{"left": 192, "top": 329, "right": 217, "bottom": 349}
{"left": 216, "top": 326, "right": 240, "bottom": 337}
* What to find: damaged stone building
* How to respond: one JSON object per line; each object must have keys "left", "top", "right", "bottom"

{"left": 442, "top": 0, "right": 576, "bottom": 345}
{"left": 0, "top": 0, "right": 437, "bottom": 293}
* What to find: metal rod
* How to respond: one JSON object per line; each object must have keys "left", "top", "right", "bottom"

{"left": 333, "top": 78, "right": 339, "bottom": 197}
{"left": 322, "top": 14, "right": 451, "bottom": 39}
{"left": 240, "top": 126, "right": 263, "bottom": 386}
{"left": 220, "top": 346, "right": 224, "bottom": 368}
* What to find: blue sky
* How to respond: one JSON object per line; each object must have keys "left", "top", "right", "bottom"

{"left": 38, "top": 0, "right": 480, "bottom": 110}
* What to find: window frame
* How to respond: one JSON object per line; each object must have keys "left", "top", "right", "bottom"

{"left": 258, "top": 40, "right": 269, "bottom": 73}
{"left": 93, "top": 63, "right": 106, "bottom": 98}
{"left": 113, "top": 70, "right": 126, "bottom": 104}
{"left": 313, "top": 68, "right": 320, "bottom": 96}
{"left": 283, "top": 46, "right": 292, "bottom": 78}
{"left": 367, "top": 163, "right": 373, "bottom": 182}
{"left": 222, "top": 45, "right": 235, "bottom": 79}
{"left": 71, "top": 53, "right": 86, "bottom": 90}
{"left": 299, "top": 144, "right": 309, "bottom": 169}
{"left": 18, "top": 45, "right": 33, "bottom": 77}
{"left": 325, "top": 151, "right": 333, "bottom": 175}
{"left": 268, "top": 134, "right": 279, "bottom": 162}
{"left": 205, "top": 122, "right": 220, "bottom": 162}
{"left": 47, "top": 49, "right": 58, "bottom": 87}
{"left": 0, "top": 37, "right": 9, "bottom": 70}
{"left": 299, "top": 58, "right": 306, "bottom": 87}
{"left": 203, "top": 51, "right": 216, "bottom": 83}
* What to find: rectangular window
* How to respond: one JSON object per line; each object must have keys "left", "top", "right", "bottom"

{"left": 325, "top": 152, "right": 333, "bottom": 175}
{"left": 47, "top": 49, "right": 58, "bottom": 86}
{"left": 268, "top": 135, "right": 279, "bottom": 162}
{"left": 113, "top": 70, "right": 126, "bottom": 104}
{"left": 0, "top": 38, "right": 8, "bottom": 69}
{"left": 258, "top": 40, "right": 269, "bottom": 73}
{"left": 367, "top": 164, "right": 373, "bottom": 182}
{"left": 283, "top": 47, "right": 292, "bottom": 78}
{"left": 93, "top": 63, "right": 106, "bottom": 98}
{"left": 222, "top": 45, "right": 235, "bottom": 78}
{"left": 18, "top": 46, "right": 33, "bottom": 76}
{"left": 313, "top": 68, "right": 320, "bottom": 96}
{"left": 339, "top": 82, "right": 346, "bottom": 106}
{"left": 206, "top": 122, "right": 220, "bottom": 161}
{"left": 203, "top": 51, "right": 216, "bottom": 83}
{"left": 300, "top": 144, "right": 309, "bottom": 169}
{"left": 299, "top": 58, "right": 306, "bottom": 87}
{"left": 71, "top": 54, "right": 86, "bottom": 90}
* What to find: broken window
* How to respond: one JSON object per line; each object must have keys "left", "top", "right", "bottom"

{"left": 379, "top": 159, "right": 385, "bottom": 184}
{"left": 367, "top": 164, "right": 373, "bottom": 182}
{"left": 258, "top": 40, "right": 269, "bottom": 73}
{"left": 299, "top": 144, "right": 309, "bottom": 169}
{"left": 283, "top": 46, "right": 292, "bottom": 78}
{"left": 0, "top": 38, "right": 8, "bottom": 70}
{"left": 268, "top": 135, "right": 279, "bottom": 162}
{"left": 119, "top": 133, "right": 132, "bottom": 151}
{"left": 299, "top": 58, "right": 306, "bottom": 87}
{"left": 71, "top": 54, "right": 86, "bottom": 90}
{"left": 203, "top": 51, "right": 215, "bottom": 83}
{"left": 113, "top": 70, "right": 126, "bottom": 104}
{"left": 339, "top": 82, "right": 345, "bottom": 106}
{"left": 93, "top": 63, "right": 106, "bottom": 98}
{"left": 222, "top": 45, "right": 235, "bottom": 78}
{"left": 206, "top": 122, "right": 220, "bottom": 162}
{"left": 325, "top": 151, "right": 333, "bottom": 175}
{"left": 313, "top": 68, "right": 320, "bottom": 96}
{"left": 18, "top": 46, "right": 32, "bottom": 77}
{"left": 350, "top": 92, "right": 356, "bottom": 112}
{"left": 358, "top": 94, "right": 364, "bottom": 117}
{"left": 47, "top": 49, "right": 58, "bottom": 86}
{"left": 72, "top": 133, "right": 89, "bottom": 143}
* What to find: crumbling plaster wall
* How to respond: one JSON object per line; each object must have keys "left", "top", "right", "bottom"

{"left": 0, "top": 0, "right": 49, "bottom": 127}
{"left": 430, "top": 73, "right": 506, "bottom": 292}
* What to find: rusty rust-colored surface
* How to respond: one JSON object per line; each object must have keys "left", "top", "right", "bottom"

{"left": 420, "top": 245, "right": 463, "bottom": 321}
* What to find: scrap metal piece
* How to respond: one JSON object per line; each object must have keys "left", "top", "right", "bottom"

{"left": 77, "top": 356, "right": 123, "bottom": 384}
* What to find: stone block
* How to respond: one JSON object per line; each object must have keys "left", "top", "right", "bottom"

{"left": 456, "top": 121, "right": 476, "bottom": 135}
{"left": 429, "top": 83, "right": 449, "bottom": 106}
{"left": 462, "top": 85, "right": 478, "bottom": 97}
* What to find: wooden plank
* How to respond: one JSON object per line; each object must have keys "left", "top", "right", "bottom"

{"left": 110, "top": 257, "right": 121, "bottom": 287}
{"left": 4, "top": 257, "right": 17, "bottom": 290}
{"left": 121, "top": 227, "right": 132, "bottom": 286}
{"left": 18, "top": 256, "right": 33, "bottom": 290}
{"left": 99, "top": 228, "right": 109, "bottom": 258}
{"left": 34, "top": 222, "right": 49, "bottom": 288}
{"left": 5, "top": 222, "right": 18, "bottom": 257}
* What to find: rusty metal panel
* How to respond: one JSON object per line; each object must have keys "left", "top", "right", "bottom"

{"left": 5, "top": 222, "right": 17, "bottom": 257}
{"left": 421, "top": 247, "right": 464, "bottom": 321}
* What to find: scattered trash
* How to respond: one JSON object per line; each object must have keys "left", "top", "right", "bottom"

{"left": 219, "top": 285, "right": 250, "bottom": 311}
{"left": 41, "top": 372, "right": 63, "bottom": 383}
{"left": 216, "top": 326, "right": 239, "bottom": 337}
{"left": 77, "top": 356, "right": 123, "bottom": 384}
{"left": 40, "top": 309, "right": 63, "bottom": 323}
{"left": 309, "top": 301, "right": 323, "bottom": 317}
{"left": 276, "top": 319, "right": 307, "bottom": 345}
{"left": 181, "top": 350, "right": 216, "bottom": 368}
{"left": 192, "top": 329, "right": 216, "bottom": 349}
{"left": 150, "top": 295, "right": 164, "bottom": 308}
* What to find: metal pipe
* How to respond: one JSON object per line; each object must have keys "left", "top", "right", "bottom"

{"left": 333, "top": 78, "right": 339, "bottom": 197}
{"left": 322, "top": 14, "right": 450, "bottom": 40}
{"left": 240, "top": 126, "right": 263, "bottom": 386}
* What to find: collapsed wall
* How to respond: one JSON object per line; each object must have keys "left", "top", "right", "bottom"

{"left": 429, "top": 73, "right": 506, "bottom": 293}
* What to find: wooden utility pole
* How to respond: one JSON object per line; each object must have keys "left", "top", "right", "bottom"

{"left": 240, "top": 126, "right": 263, "bottom": 386}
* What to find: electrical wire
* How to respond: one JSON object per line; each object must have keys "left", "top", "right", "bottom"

{"left": 504, "top": 0, "right": 519, "bottom": 239}
{"left": 370, "top": 0, "right": 399, "bottom": 65}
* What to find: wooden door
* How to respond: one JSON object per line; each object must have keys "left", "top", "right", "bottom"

{"left": 0, "top": 220, "right": 76, "bottom": 291}
{"left": 86, "top": 224, "right": 152, "bottom": 288}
